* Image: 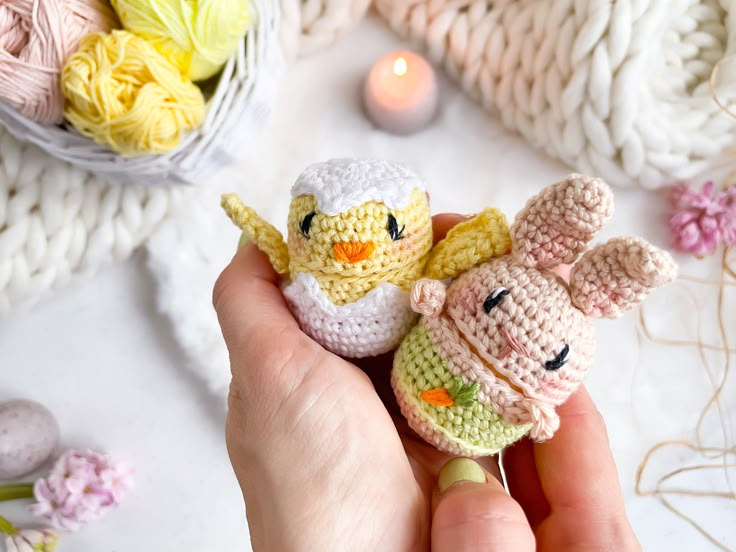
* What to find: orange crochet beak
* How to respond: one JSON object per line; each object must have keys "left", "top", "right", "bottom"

{"left": 333, "top": 241, "right": 375, "bottom": 263}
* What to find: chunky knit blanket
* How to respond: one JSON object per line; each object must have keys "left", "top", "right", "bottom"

{"left": 376, "top": 0, "right": 736, "bottom": 188}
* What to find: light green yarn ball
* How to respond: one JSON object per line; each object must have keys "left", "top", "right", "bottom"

{"left": 110, "top": 0, "right": 253, "bottom": 81}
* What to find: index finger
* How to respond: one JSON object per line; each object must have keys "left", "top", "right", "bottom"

{"left": 534, "top": 386, "right": 627, "bottom": 519}
{"left": 432, "top": 213, "right": 468, "bottom": 244}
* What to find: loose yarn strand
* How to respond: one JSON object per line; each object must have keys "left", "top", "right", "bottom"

{"left": 638, "top": 280, "right": 736, "bottom": 353}
{"left": 636, "top": 442, "right": 736, "bottom": 552}
{"left": 636, "top": 246, "right": 736, "bottom": 551}
{"left": 694, "top": 250, "right": 733, "bottom": 452}
{"left": 710, "top": 54, "right": 736, "bottom": 122}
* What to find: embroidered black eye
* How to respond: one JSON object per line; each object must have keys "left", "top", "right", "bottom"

{"left": 299, "top": 211, "right": 316, "bottom": 239}
{"left": 545, "top": 344, "right": 570, "bottom": 371}
{"left": 483, "top": 287, "right": 508, "bottom": 313}
{"left": 387, "top": 214, "right": 405, "bottom": 241}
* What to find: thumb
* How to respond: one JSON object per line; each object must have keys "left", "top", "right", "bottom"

{"left": 432, "top": 458, "right": 535, "bottom": 552}
{"left": 213, "top": 241, "right": 297, "bottom": 353}
{"left": 213, "top": 241, "right": 319, "bottom": 392}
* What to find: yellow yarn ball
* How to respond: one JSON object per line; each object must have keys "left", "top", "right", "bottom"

{"left": 110, "top": 0, "right": 252, "bottom": 81}
{"left": 62, "top": 30, "right": 205, "bottom": 156}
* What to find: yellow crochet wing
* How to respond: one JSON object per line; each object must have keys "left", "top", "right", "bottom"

{"left": 424, "top": 208, "right": 511, "bottom": 280}
{"left": 221, "top": 193, "right": 290, "bottom": 276}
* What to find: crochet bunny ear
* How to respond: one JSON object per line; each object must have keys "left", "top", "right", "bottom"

{"left": 511, "top": 174, "right": 614, "bottom": 268}
{"left": 569, "top": 237, "right": 678, "bottom": 319}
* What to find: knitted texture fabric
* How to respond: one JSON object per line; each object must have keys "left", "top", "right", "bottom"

{"left": 222, "top": 158, "right": 434, "bottom": 357}
{"left": 278, "top": 0, "right": 371, "bottom": 61}
{"left": 0, "top": 127, "right": 182, "bottom": 313}
{"left": 375, "top": 0, "right": 736, "bottom": 189}
{"left": 392, "top": 174, "right": 679, "bottom": 456}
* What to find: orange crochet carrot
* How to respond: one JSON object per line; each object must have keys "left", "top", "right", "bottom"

{"left": 421, "top": 388, "right": 454, "bottom": 407}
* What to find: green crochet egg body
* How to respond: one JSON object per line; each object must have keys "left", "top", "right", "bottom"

{"left": 391, "top": 322, "right": 531, "bottom": 457}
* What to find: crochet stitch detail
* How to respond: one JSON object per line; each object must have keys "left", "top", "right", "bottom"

{"left": 221, "top": 158, "right": 434, "bottom": 358}
{"left": 291, "top": 158, "right": 426, "bottom": 216}
{"left": 287, "top": 188, "right": 432, "bottom": 305}
{"left": 392, "top": 174, "right": 677, "bottom": 456}
{"left": 282, "top": 272, "right": 418, "bottom": 358}
{"left": 221, "top": 193, "right": 290, "bottom": 275}
{"left": 511, "top": 174, "right": 614, "bottom": 268}
{"left": 392, "top": 323, "right": 531, "bottom": 456}
{"left": 570, "top": 236, "right": 679, "bottom": 318}
{"left": 425, "top": 207, "right": 512, "bottom": 280}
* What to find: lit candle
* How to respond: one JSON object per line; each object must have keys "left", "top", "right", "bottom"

{"left": 363, "top": 50, "right": 438, "bottom": 135}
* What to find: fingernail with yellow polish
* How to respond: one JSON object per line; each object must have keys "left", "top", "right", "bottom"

{"left": 438, "top": 458, "right": 486, "bottom": 493}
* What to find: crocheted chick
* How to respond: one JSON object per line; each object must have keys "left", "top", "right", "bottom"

{"left": 392, "top": 175, "right": 678, "bottom": 457}
{"left": 222, "top": 159, "right": 442, "bottom": 358}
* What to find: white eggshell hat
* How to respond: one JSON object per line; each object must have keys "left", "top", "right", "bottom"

{"left": 291, "top": 158, "right": 426, "bottom": 216}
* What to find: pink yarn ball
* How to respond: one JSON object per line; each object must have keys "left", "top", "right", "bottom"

{"left": 0, "top": 0, "right": 117, "bottom": 125}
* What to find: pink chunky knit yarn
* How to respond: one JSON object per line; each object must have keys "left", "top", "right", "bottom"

{"left": 0, "top": 0, "right": 117, "bottom": 124}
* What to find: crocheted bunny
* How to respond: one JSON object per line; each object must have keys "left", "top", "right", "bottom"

{"left": 392, "top": 175, "right": 678, "bottom": 457}
{"left": 221, "top": 158, "right": 511, "bottom": 358}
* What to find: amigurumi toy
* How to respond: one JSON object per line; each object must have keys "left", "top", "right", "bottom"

{"left": 391, "top": 175, "right": 678, "bottom": 457}
{"left": 222, "top": 158, "right": 511, "bottom": 358}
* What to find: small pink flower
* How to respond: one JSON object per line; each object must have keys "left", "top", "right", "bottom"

{"left": 670, "top": 181, "right": 736, "bottom": 256}
{"left": 29, "top": 450, "right": 133, "bottom": 532}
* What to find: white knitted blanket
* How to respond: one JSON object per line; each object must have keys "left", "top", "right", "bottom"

{"left": 0, "top": 127, "right": 186, "bottom": 313}
{"left": 376, "top": 0, "right": 736, "bottom": 188}
{"left": 0, "top": 0, "right": 369, "bottom": 314}
{"left": 279, "top": 0, "right": 371, "bottom": 60}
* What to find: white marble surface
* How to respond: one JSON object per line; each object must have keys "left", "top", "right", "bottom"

{"left": 2, "top": 15, "right": 735, "bottom": 552}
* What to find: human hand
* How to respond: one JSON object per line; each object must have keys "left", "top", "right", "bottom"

{"left": 213, "top": 214, "right": 640, "bottom": 551}
{"left": 433, "top": 387, "right": 641, "bottom": 551}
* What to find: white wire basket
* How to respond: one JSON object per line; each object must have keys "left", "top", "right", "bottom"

{"left": 0, "top": 0, "right": 282, "bottom": 187}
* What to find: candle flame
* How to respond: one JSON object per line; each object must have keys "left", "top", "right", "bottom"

{"left": 393, "top": 56, "right": 408, "bottom": 77}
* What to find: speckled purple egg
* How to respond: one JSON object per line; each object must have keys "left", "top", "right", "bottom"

{"left": 0, "top": 399, "right": 59, "bottom": 480}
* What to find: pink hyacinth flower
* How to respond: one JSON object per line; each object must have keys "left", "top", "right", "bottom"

{"left": 670, "top": 181, "right": 736, "bottom": 256}
{"left": 29, "top": 450, "right": 133, "bottom": 532}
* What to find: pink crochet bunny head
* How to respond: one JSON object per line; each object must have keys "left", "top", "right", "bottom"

{"left": 442, "top": 257, "right": 597, "bottom": 439}
{"left": 406, "top": 175, "right": 678, "bottom": 444}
